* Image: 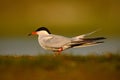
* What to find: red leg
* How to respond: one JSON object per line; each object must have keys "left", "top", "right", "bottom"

{"left": 53, "top": 47, "right": 63, "bottom": 56}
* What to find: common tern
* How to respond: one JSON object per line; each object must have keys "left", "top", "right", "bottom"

{"left": 29, "top": 27, "right": 106, "bottom": 55}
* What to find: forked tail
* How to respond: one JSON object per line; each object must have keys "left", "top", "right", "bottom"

{"left": 70, "top": 37, "right": 106, "bottom": 48}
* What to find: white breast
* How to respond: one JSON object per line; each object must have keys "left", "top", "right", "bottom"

{"left": 38, "top": 36, "right": 52, "bottom": 50}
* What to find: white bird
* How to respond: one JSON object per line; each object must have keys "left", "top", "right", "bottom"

{"left": 29, "top": 27, "right": 106, "bottom": 55}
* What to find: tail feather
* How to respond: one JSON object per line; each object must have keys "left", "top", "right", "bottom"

{"left": 83, "top": 37, "right": 106, "bottom": 42}
{"left": 71, "top": 41, "right": 104, "bottom": 48}
{"left": 69, "top": 37, "right": 106, "bottom": 48}
{"left": 73, "top": 29, "right": 101, "bottom": 39}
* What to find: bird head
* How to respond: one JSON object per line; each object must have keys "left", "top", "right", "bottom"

{"left": 28, "top": 27, "right": 51, "bottom": 36}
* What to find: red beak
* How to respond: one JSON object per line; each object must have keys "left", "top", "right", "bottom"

{"left": 28, "top": 31, "right": 37, "bottom": 36}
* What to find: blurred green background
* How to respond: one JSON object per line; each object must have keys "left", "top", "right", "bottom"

{"left": 0, "top": 0, "right": 120, "bottom": 38}
{"left": 0, "top": 0, "right": 120, "bottom": 55}
{"left": 0, "top": 1, "right": 120, "bottom": 80}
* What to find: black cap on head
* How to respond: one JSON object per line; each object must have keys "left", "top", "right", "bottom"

{"left": 35, "top": 27, "right": 51, "bottom": 34}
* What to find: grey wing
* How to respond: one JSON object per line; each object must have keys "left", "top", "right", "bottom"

{"left": 43, "top": 34, "right": 71, "bottom": 48}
